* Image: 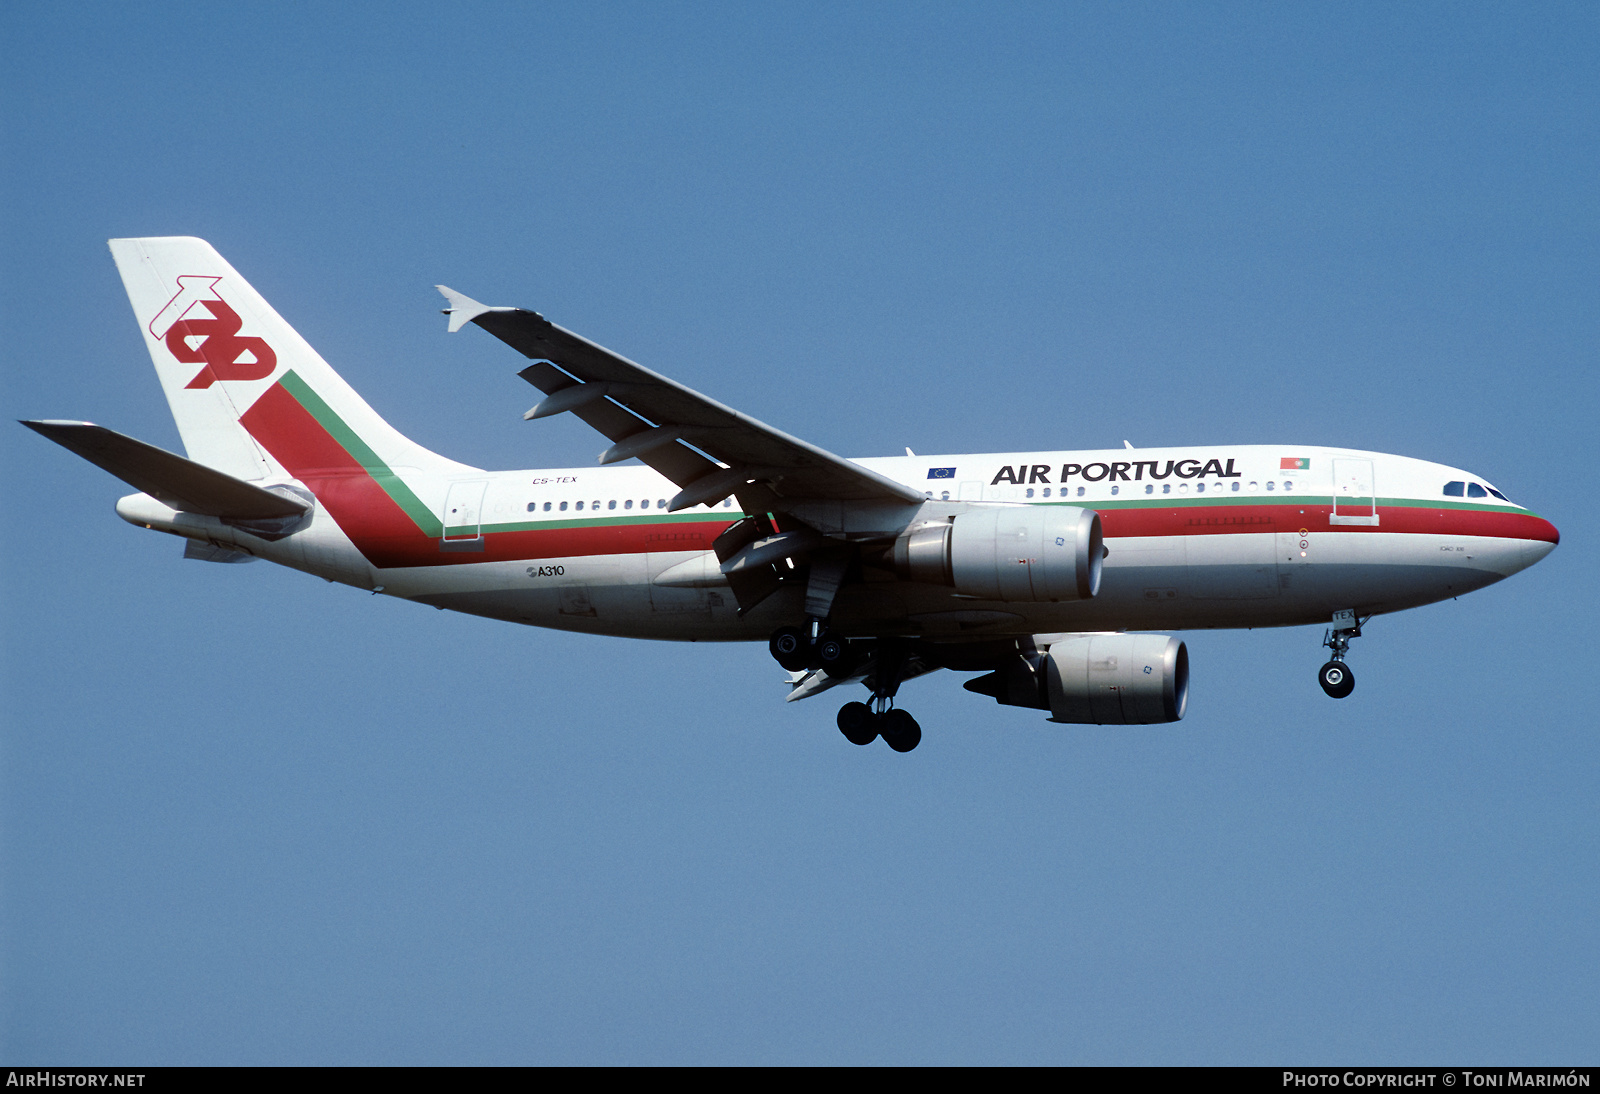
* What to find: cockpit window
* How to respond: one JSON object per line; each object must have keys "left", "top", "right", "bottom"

{"left": 1443, "top": 481, "right": 1465, "bottom": 497}
{"left": 1488, "top": 488, "right": 1508, "bottom": 501}
{"left": 1467, "top": 483, "right": 1488, "bottom": 499}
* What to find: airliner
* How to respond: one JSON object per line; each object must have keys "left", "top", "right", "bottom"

{"left": 24, "top": 237, "right": 1559, "bottom": 753}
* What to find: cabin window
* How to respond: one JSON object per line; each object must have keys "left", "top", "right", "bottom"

{"left": 1162, "top": 483, "right": 1171, "bottom": 495}
{"left": 543, "top": 502, "right": 552, "bottom": 512}
{"left": 1145, "top": 484, "right": 1153, "bottom": 495}
{"left": 1043, "top": 488, "right": 1051, "bottom": 498}
{"left": 1076, "top": 486, "right": 1085, "bottom": 497}
{"left": 1265, "top": 481, "right": 1275, "bottom": 491}
{"left": 1443, "top": 481, "right": 1465, "bottom": 497}
{"left": 657, "top": 499, "right": 666, "bottom": 509}
{"left": 1110, "top": 485, "right": 1119, "bottom": 496}
{"left": 592, "top": 500, "right": 600, "bottom": 510}
{"left": 941, "top": 490, "right": 950, "bottom": 500}
{"left": 575, "top": 501, "right": 583, "bottom": 510}
{"left": 1231, "top": 481, "right": 1240, "bottom": 492}
{"left": 724, "top": 498, "right": 733, "bottom": 507}
{"left": 1247, "top": 481, "right": 1258, "bottom": 492}
{"left": 1196, "top": 483, "right": 1205, "bottom": 493}
{"left": 608, "top": 499, "right": 617, "bottom": 509}
{"left": 624, "top": 499, "right": 633, "bottom": 509}
{"left": 1025, "top": 488, "right": 1034, "bottom": 498}
{"left": 560, "top": 501, "right": 568, "bottom": 511}
{"left": 1179, "top": 483, "right": 1189, "bottom": 494}
{"left": 1283, "top": 481, "right": 1293, "bottom": 492}
{"left": 1467, "top": 483, "right": 1488, "bottom": 499}
{"left": 526, "top": 502, "right": 536, "bottom": 512}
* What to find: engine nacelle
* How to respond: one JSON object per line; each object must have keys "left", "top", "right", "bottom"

{"left": 893, "top": 506, "right": 1102, "bottom": 602}
{"left": 962, "top": 633, "right": 1188, "bottom": 724}
{"left": 1045, "top": 633, "right": 1188, "bottom": 724}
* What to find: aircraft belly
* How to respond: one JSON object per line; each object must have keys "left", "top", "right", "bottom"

{"left": 1183, "top": 532, "right": 1279, "bottom": 599}
{"left": 646, "top": 550, "right": 716, "bottom": 618}
{"left": 390, "top": 552, "right": 754, "bottom": 640}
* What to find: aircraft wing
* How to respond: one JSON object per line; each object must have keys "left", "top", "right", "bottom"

{"left": 437, "top": 288, "right": 924, "bottom": 512}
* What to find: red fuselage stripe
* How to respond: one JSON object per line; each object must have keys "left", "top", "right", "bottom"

{"left": 239, "top": 380, "right": 1557, "bottom": 569}
{"left": 1100, "top": 504, "right": 1558, "bottom": 543}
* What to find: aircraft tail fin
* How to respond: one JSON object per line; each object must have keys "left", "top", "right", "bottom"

{"left": 107, "top": 237, "right": 470, "bottom": 483}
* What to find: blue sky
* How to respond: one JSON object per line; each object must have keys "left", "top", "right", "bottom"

{"left": 3, "top": 2, "right": 1596, "bottom": 1064}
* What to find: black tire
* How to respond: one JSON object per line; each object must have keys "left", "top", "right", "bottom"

{"left": 881, "top": 708, "right": 922, "bottom": 752}
{"left": 837, "top": 702, "right": 878, "bottom": 745}
{"left": 769, "top": 626, "right": 810, "bottom": 672}
{"left": 817, "top": 631, "right": 856, "bottom": 678}
{"left": 1318, "top": 660, "right": 1355, "bottom": 699}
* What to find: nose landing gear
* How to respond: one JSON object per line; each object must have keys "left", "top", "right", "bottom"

{"left": 1317, "top": 659, "right": 1355, "bottom": 699}
{"left": 1318, "top": 611, "right": 1365, "bottom": 698}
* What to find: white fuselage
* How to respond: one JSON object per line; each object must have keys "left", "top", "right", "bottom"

{"left": 121, "top": 443, "right": 1558, "bottom": 643}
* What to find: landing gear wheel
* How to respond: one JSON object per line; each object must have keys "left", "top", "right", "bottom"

{"left": 837, "top": 702, "right": 877, "bottom": 746}
{"left": 880, "top": 708, "right": 922, "bottom": 753}
{"left": 769, "top": 626, "right": 810, "bottom": 672}
{"left": 1318, "top": 660, "right": 1355, "bottom": 699}
{"left": 817, "top": 631, "right": 856, "bottom": 678}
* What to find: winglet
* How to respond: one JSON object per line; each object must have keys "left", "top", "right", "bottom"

{"left": 435, "top": 285, "right": 498, "bottom": 333}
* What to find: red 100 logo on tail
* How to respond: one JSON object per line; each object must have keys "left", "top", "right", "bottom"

{"left": 149, "top": 275, "right": 277, "bottom": 389}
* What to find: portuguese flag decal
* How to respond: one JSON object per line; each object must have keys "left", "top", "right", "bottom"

{"left": 1280, "top": 457, "right": 1310, "bottom": 470}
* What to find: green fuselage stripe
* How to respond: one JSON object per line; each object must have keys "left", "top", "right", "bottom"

{"left": 278, "top": 370, "right": 444, "bottom": 537}
{"left": 1038, "top": 495, "right": 1537, "bottom": 517}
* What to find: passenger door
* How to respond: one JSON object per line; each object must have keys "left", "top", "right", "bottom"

{"left": 1330, "top": 458, "right": 1379, "bottom": 526}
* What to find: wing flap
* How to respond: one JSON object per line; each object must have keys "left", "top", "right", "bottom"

{"left": 516, "top": 362, "right": 717, "bottom": 487}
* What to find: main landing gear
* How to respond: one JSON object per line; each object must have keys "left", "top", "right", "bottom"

{"left": 770, "top": 625, "right": 922, "bottom": 752}
{"left": 768, "top": 622, "right": 857, "bottom": 677}
{"left": 837, "top": 700, "right": 922, "bottom": 752}
{"left": 1318, "top": 612, "right": 1365, "bottom": 699}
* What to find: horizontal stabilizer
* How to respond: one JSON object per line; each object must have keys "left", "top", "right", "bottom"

{"left": 22, "top": 420, "right": 308, "bottom": 520}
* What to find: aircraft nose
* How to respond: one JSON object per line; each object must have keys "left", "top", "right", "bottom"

{"left": 1469, "top": 511, "right": 1559, "bottom": 578}
{"left": 1530, "top": 516, "right": 1559, "bottom": 560}
{"left": 1510, "top": 515, "right": 1560, "bottom": 573}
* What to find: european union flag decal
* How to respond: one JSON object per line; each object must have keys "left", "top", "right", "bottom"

{"left": 927, "top": 467, "right": 956, "bottom": 479}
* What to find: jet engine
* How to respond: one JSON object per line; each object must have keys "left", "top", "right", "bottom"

{"left": 964, "top": 633, "right": 1188, "bottom": 724}
{"left": 892, "top": 506, "right": 1102, "bottom": 602}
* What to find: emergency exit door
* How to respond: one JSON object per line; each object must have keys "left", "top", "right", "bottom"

{"left": 441, "top": 480, "right": 488, "bottom": 551}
